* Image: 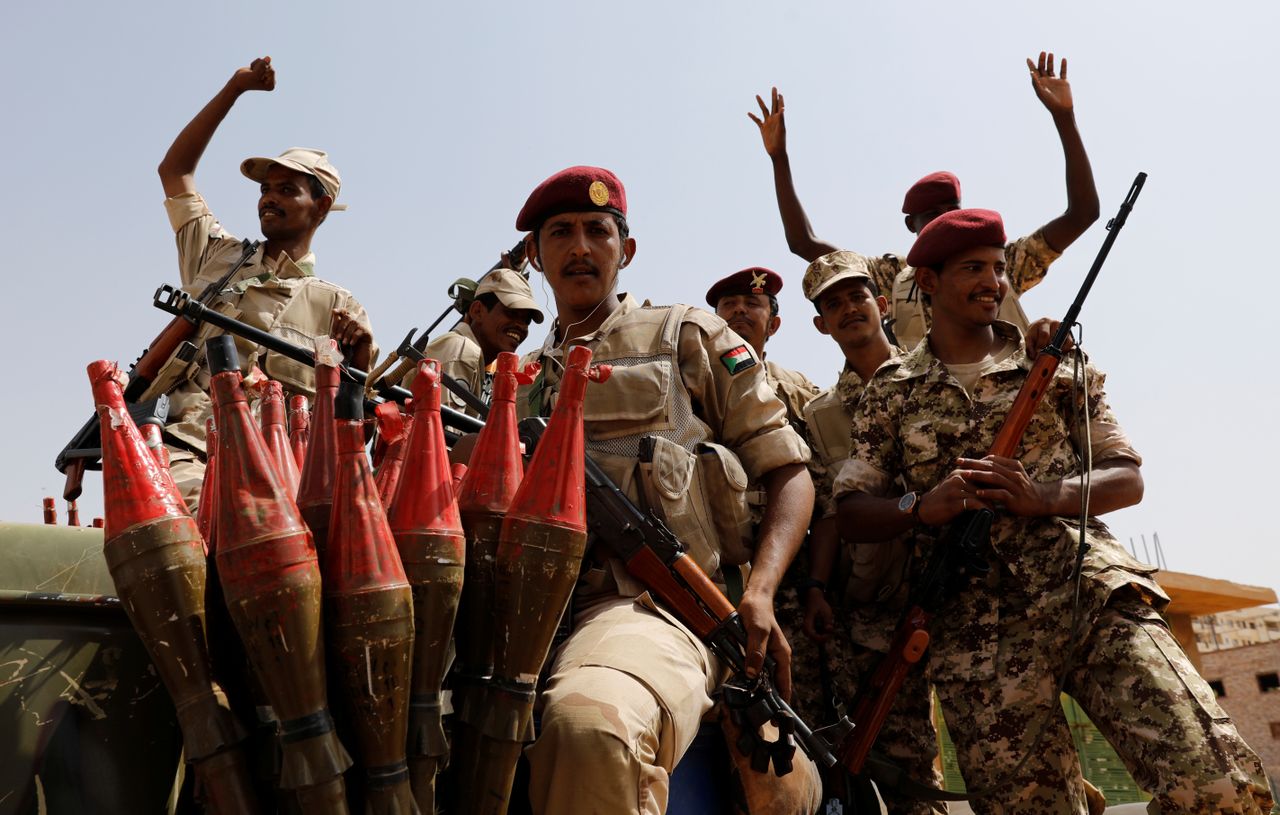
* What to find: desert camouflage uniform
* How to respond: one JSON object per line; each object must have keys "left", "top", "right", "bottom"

{"left": 146, "top": 191, "right": 375, "bottom": 509}
{"left": 403, "top": 322, "right": 489, "bottom": 417}
{"left": 863, "top": 230, "right": 1060, "bottom": 351}
{"left": 516, "top": 294, "right": 817, "bottom": 815}
{"left": 834, "top": 321, "right": 1273, "bottom": 815}
{"left": 804, "top": 366, "right": 945, "bottom": 815}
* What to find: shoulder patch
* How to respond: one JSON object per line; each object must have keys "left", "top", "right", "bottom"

{"left": 720, "top": 344, "right": 757, "bottom": 375}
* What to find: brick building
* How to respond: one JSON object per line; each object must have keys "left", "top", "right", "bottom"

{"left": 1201, "top": 640, "right": 1280, "bottom": 787}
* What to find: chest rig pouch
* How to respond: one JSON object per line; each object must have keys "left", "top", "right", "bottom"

{"left": 575, "top": 304, "right": 756, "bottom": 577}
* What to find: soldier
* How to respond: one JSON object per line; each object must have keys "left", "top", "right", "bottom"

{"left": 797, "top": 251, "right": 945, "bottom": 815}
{"left": 403, "top": 268, "right": 544, "bottom": 415}
{"left": 704, "top": 267, "right": 820, "bottom": 432}
{"left": 834, "top": 209, "right": 1273, "bottom": 814}
{"left": 148, "top": 56, "right": 375, "bottom": 508}
{"left": 749, "top": 51, "right": 1099, "bottom": 349}
{"left": 513, "top": 166, "right": 819, "bottom": 813}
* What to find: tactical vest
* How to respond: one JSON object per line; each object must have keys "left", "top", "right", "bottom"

{"left": 526, "top": 304, "right": 754, "bottom": 585}
{"left": 146, "top": 275, "right": 352, "bottom": 404}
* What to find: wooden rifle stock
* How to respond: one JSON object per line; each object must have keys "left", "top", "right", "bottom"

{"left": 837, "top": 172, "right": 1147, "bottom": 777}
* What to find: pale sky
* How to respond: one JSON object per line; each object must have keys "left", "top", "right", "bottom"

{"left": 3, "top": 1, "right": 1277, "bottom": 601}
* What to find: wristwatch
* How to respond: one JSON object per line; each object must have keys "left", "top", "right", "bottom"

{"left": 898, "top": 491, "right": 922, "bottom": 522}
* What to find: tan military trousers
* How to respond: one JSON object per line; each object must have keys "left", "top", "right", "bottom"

{"left": 936, "top": 594, "right": 1273, "bottom": 815}
{"left": 167, "top": 448, "right": 204, "bottom": 514}
{"left": 524, "top": 595, "right": 718, "bottom": 815}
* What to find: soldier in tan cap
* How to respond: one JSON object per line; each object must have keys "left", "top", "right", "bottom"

{"left": 148, "top": 56, "right": 376, "bottom": 507}
{"left": 749, "top": 51, "right": 1100, "bottom": 350}
{"left": 791, "top": 251, "right": 946, "bottom": 814}
{"left": 512, "top": 166, "right": 820, "bottom": 813}
{"left": 404, "top": 268, "right": 544, "bottom": 416}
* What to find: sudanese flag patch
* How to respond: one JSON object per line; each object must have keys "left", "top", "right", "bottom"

{"left": 720, "top": 344, "right": 757, "bottom": 375}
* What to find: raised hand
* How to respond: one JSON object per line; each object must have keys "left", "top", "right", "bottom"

{"left": 1027, "top": 51, "right": 1072, "bottom": 116}
{"left": 747, "top": 87, "right": 788, "bottom": 158}
{"left": 230, "top": 56, "right": 276, "bottom": 94}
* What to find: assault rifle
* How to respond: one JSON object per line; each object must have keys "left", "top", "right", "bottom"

{"left": 148, "top": 286, "right": 838, "bottom": 774}
{"left": 54, "top": 240, "right": 260, "bottom": 500}
{"left": 837, "top": 172, "right": 1148, "bottom": 775}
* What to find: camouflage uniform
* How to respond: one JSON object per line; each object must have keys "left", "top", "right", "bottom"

{"left": 834, "top": 321, "right": 1273, "bottom": 815}
{"left": 805, "top": 366, "right": 945, "bottom": 815}
{"left": 863, "top": 230, "right": 1060, "bottom": 351}
{"left": 516, "top": 294, "right": 817, "bottom": 815}
{"left": 145, "top": 191, "right": 375, "bottom": 508}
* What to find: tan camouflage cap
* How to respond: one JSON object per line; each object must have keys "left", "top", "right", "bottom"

{"left": 476, "top": 268, "right": 545, "bottom": 324}
{"left": 240, "top": 147, "right": 347, "bottom": 211}
{"left": 802, "top": 250, "right": 874, "bottom": 302}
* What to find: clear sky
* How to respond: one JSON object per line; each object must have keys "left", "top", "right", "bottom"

{"left": 3, "top": 2, "right": 1277, "bottom": 599}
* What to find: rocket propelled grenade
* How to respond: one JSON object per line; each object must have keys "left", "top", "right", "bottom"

{"left": 374, "top": 402, "right": 413, "bottom": 511}
{"left": 289, "top": 395, "right": 311, "bottom": 470}
{"left": 470, "top": 345, "right": 605, "bottom": 813}
{"left": 197, "top": 418, "right": 218, "bottom": 554}
{"left": 89, "top": 359, "right": 258, "bottom": 814}
{"left": 138, "top": 419, "right": 170, "bottom": 470}
{"left": 205, "top": 336, "right": 352, "bottom": 813}
{"left": 450, "top": 352, "right": 532, "bottom": 795}
{"left": 386, "top": 359, "right": 466, "bottom": 815}
{"left": 262, "top": 380, "right": 302, "bottom": 498}
{"left": 324, "top": 380, "right": 419, "bottom": 815}
{"left": 298, "top": 339, "right": 342, "bottom": 554}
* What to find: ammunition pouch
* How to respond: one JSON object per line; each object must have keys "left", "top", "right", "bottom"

{"left": 636, "top": 436, "right": 760, "bottom": 576}
{"left": 695, "top": 442, "right": 758, "bottom": 566}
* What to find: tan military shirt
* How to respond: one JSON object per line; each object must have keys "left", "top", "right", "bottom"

{"left": 518, "top": 294, "right": 810, "bottom": 594}
{"left": 405, "top": 322, "right": 487, "bottom": 417}
{"left": 863, "top": 230, "right": 1061, "bottom": 350}
{"left": 154, "top": 191, "right": 376, "bottom": 453}
{"left": 833, "top": 321, "right": 1164, "bottom": 680}
{"left": 763, "top": 359, "right": 820, "bottom": 441}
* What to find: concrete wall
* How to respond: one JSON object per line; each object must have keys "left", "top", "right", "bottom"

{"left": 1200, "top": 640, "right": 1280, "bottom": 784}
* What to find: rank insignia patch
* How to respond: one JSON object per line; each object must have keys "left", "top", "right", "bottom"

{"left": 720, "top": 344, "right": 757, "bottom": 375}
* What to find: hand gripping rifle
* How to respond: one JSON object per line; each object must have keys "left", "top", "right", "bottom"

{"left": 837, "top": 172, "right": 1147, "bottom": 778}
{"left": 55, "top": 240, "right": 260, "bottom": 500}
{"left": 148, "top": 286, "right": 839, "bottom": 775}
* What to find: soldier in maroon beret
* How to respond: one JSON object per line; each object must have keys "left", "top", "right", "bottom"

{"left": 704, "top": 266, "right": 819, "bottom": 438}
{"left": 833, "top": 208, "right": 1274, "bottom": 814}
{"left": 749, "top": 51, "right": 1100, "bottom": 350}
{"left": 513, "top": 166, "right": 822, "bottom": 813}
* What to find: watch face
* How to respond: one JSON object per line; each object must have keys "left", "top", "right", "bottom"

{"left": 898, "top": 492, "right": 917, "bottom": 513}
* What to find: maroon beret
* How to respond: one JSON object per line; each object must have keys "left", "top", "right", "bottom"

{"left": 704, "top": 267, "right": 782, "bottom": 307}
{"left": 516, "top": 166, "right": 628, "bottom": 231}
{"left": 906, "top": 208, "right": 1006, "bottom": 269}
{"left": 901, "top": 171, "right": 962, "bottom": 216}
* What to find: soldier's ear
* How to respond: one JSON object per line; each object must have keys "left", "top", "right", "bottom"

{"left": 813, "top": 314, "right": 831, "bottom": 336}
{"left": 904, "top": 214, "right": 917, "bottom": 234}
{"left": 766, "top": 315, "right": 781, "bottom": 339}
{"left": 915, "top": 267, "right": 938, "bottom": 296}
{"left": 525, "top": 233, "right": 542, "bottom": 272}
{"left": 620, "top": 236, "right": 637, "bottom": 268}
{"left": 876, "top": 295, "right": 890, "bottom": 317}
